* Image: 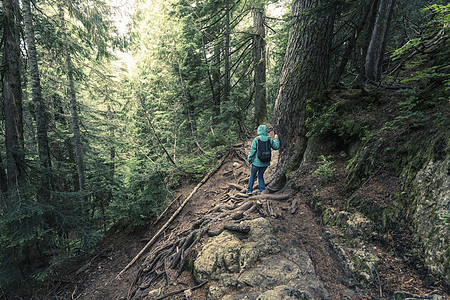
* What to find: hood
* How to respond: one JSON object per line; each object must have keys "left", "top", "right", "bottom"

{"left": 257, "top": 125, "right": 267, "bottom": 137}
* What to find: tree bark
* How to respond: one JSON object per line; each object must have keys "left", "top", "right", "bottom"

{"left": 213, "top": 41, "right": 222, "bottom": 119}
{"left": 253, "top": 6, "right": 267, "bottom": 125}
{"left": 270, "top": 0, "right": 334, "bottom": 190}
{"left": 2, "top": 0, "right": 26, "bottom": 192}
{"left": 365, "top": 0, "right": 396, "bottom": 83}
{"left": 224, "top": 0, "right": 231, "bottom": 103}
{"left": 0, "top": 153, "right": 8, "bottom": 194}
{"left": 23, "top": 0, "right": 52, "bottom": 199}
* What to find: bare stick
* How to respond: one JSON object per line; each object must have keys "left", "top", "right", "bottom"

{"left": 153, "top": 195, "right": 181, "bottom": 227}
{"left": 116, "top": 150, "right": 230, "bottom": 279}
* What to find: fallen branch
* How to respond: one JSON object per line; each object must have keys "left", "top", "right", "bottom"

{"left": 116, "top": 150, "right": 230, "bottom": 279}
{"left": 154, "top": 281, "right": 208, "bottom": 300}
{"left": 153, "top": 195, "right": 181, "bottom": 227}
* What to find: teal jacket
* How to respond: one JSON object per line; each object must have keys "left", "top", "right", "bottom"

{"left": 247, "top": 125, "right": 280, "bottom": 167}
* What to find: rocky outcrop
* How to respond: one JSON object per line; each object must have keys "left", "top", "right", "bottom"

{"left": 410, "top": 154, "right": 450, "bottom": 284}
{"left": 194, "top": 218, "right": 329, "bottom": 299}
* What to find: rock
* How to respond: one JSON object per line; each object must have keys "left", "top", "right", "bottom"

{"left": 410, "top": 156, "right": 450, "bottom": 284}
{"left": 393, "top": 290, "right": 444, "bottom": 300}
{"left": 344, "top": 212, "right": 374, "bottom": 238}
{"left": 147, "top": 288, "right": 161, "bottom": 298}
{"left": 194, "top": 230, "right": 242, "bottom": 282}
{"left": 256, "top": 285, "right": 313, "bottom": 299}
{"left": 194, "top": 218, "right": 329, "bottom": 299}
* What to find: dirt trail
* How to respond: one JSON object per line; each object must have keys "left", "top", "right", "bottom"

{"left": 36, "top": 137, "right": 447, "bottom": 299}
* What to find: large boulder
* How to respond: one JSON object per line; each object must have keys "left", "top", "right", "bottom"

{"left": 194, "top": 218, "right": 329, "bottom": 299}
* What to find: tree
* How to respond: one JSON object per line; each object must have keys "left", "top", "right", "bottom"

{"left": 22, "top": 0, "right": 52, "bottom": 200}
{"left": 270, "top": 0, "right": 335, "bottom": 189}
{"left": 57, "top": 1, "right": 86, "bottom": 200}
{"left": 224, "top": 0, "right": 231, "bottom": 104}
{"left": 365, "top": 0, "right": 396, "bottom": 83}
{"left": 253, "top": 5, "right": 267, "bottom": 125}
{"left": 2, "top": 0, "right": 25, "bottom": 192}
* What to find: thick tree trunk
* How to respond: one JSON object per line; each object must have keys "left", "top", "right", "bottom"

{"left": 365, "top": 0, "right": 396, "bottom": 83}
{"left": 2, "top": 0, "right": 26, "bottom": 192}
{"left": 224, "top": 0, "right": 230, "bottom": 103}
{"left": 23, "top": 0, "right": 52, "bottom": 199}
{"left": 253, "top": 7, "right": 267, "bottom": 125}
{"left": 270, "top": 0, "right": 334, "bottom": 190}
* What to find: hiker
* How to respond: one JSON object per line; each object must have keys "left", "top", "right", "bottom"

{"left": 246, "top": 125, "right": 280, "bottom": 194}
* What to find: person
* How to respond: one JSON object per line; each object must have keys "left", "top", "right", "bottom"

{"left": 246, "top": 125, "right": 280, "bottom": 194}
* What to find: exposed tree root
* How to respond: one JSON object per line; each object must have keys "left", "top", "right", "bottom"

{"left": 116, "top": 150, "right": 231, "bottom": 279}
{"left": 154, "top": 281, "right": 208, "bottom": 300}
{"left": 124, "top": 145, "right": 280, "bottom": 299}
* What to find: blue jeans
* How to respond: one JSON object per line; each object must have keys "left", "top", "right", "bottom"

{"left": 247, "top": 164, "right": 268, "bottom": 194}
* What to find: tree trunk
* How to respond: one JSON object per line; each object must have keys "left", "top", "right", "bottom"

{"left": 332, "top": 0, "right": 373, "bottom": 84}
{"left": 23, "top": 0, "right": 52, "bottom": 199}
{"left": 58, "top": 3, "right": 86, "bottom": 197}
{"left": 270, "top": 0, "right": 334, "bottom": 190}
{"left": 365, "top": 0, "right": 396, "bottom": 83}
{"left": 253, "top": 6, "right": 267, "bottom": 125}
{"left": 213, "top": 41, "right": 222, "bottom": 120}
{"left": 0, "top": 154, "right": 8, "bottom": 194}
{"left": 224, "top": 0, "right": 231, "bottom": 103}
{"left": 201, "top": 34, "right": 221, "bottom": 123}
{"left": 2, "top": 0, "right": 26, "bottom": 192}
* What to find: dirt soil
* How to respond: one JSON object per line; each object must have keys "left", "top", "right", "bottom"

{"left": 33, "top": 134, "right": 449, "bottom": 300}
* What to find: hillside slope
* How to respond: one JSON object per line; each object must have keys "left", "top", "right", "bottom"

{"left": 34, "top": 90, "right": 449, "bottom": 299}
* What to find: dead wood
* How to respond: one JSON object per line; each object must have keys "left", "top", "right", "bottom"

{"left": 289, "top": 199, "right": 298, "bottom": 214}
{"left": 116, "top": 150, "right": 231, "bottom": 279}
{"left": 154, "top": 281, "right": 208, "bottom": 300}
{"left": 153, "top": 195, "right": 182, "bottom": 226}
{"left": 232, "top": 147, "right": 250, "bottom": 167}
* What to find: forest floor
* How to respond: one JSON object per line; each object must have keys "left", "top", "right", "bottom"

{"left": 33, "top": 131, "right": 449, "bottom": 300}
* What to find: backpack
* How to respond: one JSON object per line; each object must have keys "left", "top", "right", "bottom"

{"left": 257, "top": 138, "right": 271, "bottom": 163}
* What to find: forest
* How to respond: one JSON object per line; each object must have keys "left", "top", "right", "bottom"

{"left": 0, "top": 0, "right": 449, "bottom": 298}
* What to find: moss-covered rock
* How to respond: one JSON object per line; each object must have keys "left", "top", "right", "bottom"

{"left": 194, "top": 218, "right": 329, "bottom": 299}
{"left": 410, "top": 152, "right": 450, "bottom": 284}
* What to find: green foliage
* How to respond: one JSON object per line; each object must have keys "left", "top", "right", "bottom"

{"left": 312, "top": 155, "right": 338, "bottom": 183}
{"left": 0, "top": 187, "right": 100, "bottom": 289}
{"left": 392, "top": 4, "right": 450, "bottom": 89}
{"left": 306, "top": 98, "right": 372, "bottom": 144}
{"left": 436, "top": 210, "right": 450, "bottom": 226}
{"left": 110, "top": 171, "right": 169, "bottom": 227}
